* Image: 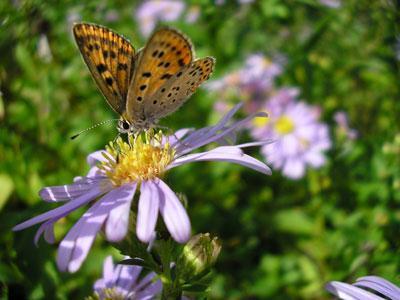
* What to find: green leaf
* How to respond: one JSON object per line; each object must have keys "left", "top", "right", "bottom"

{"left": 0, "top": 173, "right": 14, "bottom": 211}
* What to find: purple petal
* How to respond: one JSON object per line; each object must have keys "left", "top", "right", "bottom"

{"left": 134, "top": 277, "right": 162, "bottom": 299}
{"left": 175, "top": 103, "right": 243, "bottom": 153}
{"left": 167, "top": 128, "right": 193, "bottom": 146}
{"left": 39, "top": 178, "right": 104, "bottom": 202}
{"left": 56, "top": 184, "right": 133, "bottom": 272}
{"left": 87, "top": 150, "right": 109, "bottom": 166}
{"left": 34, "top": 219, "right": 56, "bottom": 245}
{"left": 325, "top": 281, "right": 384, "bottom": 300}
{"left": 102, "top": 256, "right": 115, "bottom": 284}
{"left": 169, "top": 146, "right": 272, "bottom": 175}
{"left": 282, "top": 158, "right": 305, "bottom": 179}
{"left": 134, "top": 272, "right": 156, "bottom": 291}
{"left": 177, "top": 110, "right": 267, "bottom": 156}
{"left": 87, "top": 166, "right": 104, "bottom": 178}
{"left": 156, "top": 179, "right": 190, "bottom": 243}
{"left": 136, "top": 181, "right": 160, "bottom": 243}
{"left": 93, "top": 278, "right": 106, "bottom": 292}
{"left": 105, "top": 183, "right": 136, "bottom": 242}
{"left": 115, "top": 264, "right": 142, "bottom": 293}
{"left": 13, "top": 182, "right": 111, "bottom": 231}
{"left": 355, "top": 276, "right": 400, "bottom": 300}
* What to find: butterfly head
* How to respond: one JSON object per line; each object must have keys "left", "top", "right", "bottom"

{"left": 117, "top": 118, "right": 156, "bottom": 134}
{"left": 117, "top": 119, "right": 135, "bottom": 134}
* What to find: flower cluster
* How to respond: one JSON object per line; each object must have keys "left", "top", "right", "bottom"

{"left": 13, "top": 104, "right": 271, "bottom": 272}
{"left": 208, "top": 53, "right": 333, "bottom": 179}
{"left": 207, "top": 54, "right": 282, "bottom": 114}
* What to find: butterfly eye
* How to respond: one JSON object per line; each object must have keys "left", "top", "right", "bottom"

{"left": 122, "top": 121, "right": 130, "bottom": 130}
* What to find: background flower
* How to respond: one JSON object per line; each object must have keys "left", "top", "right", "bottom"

{"left": 251, "top": 92, "right": 331, "bottom": 179}
{"left": 136, "top": 0, "right": 186, "bottom": 37}
{"left": 92, "top": 256, "right": 161, "bottom": 300}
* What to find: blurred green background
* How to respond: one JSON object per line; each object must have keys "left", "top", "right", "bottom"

{"left": 1, "top": 0, "right": 400, "bottom": 299}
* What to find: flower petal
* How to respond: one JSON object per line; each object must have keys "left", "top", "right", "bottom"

{"left": 167, "top": 128, "right": 193, "bottom": 147}
{"left": 136, "top": 181, "right": 160, "bottom": 243}
{"left": 39, "top": 178, "right": 104, "bottom": 202}
{"left": 175, "top": 103, "right": 243, "bottom": 154}
{"left": 105, "top": 183, "right": 136, "bottom": 242}
{"left": 56, "top": 184, "right": 133, "bottom": 272}
{"left": 177, "top": 109, "right": 267, "bottom": 156}
{"left": 355, "top": 276, "right": 400, "bottom": 300}
{"left": 134, "top": 275, "right": 162, "bottom": 299}
{"left": 169, "top": 146, "right": 272, "bottom": 175}
{"left": 282, "top": 158, "right": 305, "bottom": 179}
{"left": 102, "top": 256, "right": 115, "bottom": 284}
{"left": 156, "top": 179, "right": 191, "bottom": 243}
{"left": 325, "top": 281, "right": 384, "bottom": 300}
{"left": 13, "top": 182, "right": 111, "bottom": 231}
{"left": 87, "top": 150, "right": 109, "bottom": 166}
{"left": 115, "top": 264, "right": 142, "bottom": 294}
{"left": 34, "top": 219, "right": 56, "bottom": 245}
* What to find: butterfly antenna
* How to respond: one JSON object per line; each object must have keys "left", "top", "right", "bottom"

{"left": 70, "top": 119, "right": 119, "bottom": 140}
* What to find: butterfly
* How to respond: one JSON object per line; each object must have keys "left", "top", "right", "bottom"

{"left": 72, "top": 22, "right": 215, "bottom": 134}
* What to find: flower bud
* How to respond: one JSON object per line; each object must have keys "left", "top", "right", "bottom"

{"left": 179, "top": 233, "right": 221, "bottom": 279}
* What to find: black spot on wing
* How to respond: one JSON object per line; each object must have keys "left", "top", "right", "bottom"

{"left": 96, "top": 63, "right": 107, "bottom": 73}
{"left": 161, "top": 74, "right": 172, "bottom": 80}
{"left": 105, "top": 77, "right": 113, "bottom": 86}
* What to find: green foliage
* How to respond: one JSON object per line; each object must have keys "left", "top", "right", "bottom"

{"left": 0, "top": 0, "right": 399, "bottom": 299}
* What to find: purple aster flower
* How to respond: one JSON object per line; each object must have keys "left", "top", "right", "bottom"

{"left": 93, "top": 256, "right": 161, "bottom": 300}
{"left": 251, "top": 90, "right": 331, "bottom": 179}
{"left": 13, "top": 104, "right": 271, "bottom": 272}
{"left": 208, "top": 54, "right": 282, "bottom": 114}
{"left": 334, "top": 111, "right": 358, "bottom": 141}
{"left": 135, "top": 0, "right": 185, "bottom": 37}
{"left": 326, "top": 275, "right": 400, "bottom": 300}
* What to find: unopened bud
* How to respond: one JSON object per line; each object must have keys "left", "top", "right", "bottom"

{"left": 179, "top": 233, "right": 221, "bottom": 279}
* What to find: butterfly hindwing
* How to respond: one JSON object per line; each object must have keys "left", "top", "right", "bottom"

{"left": 126, "top": 27, "right": 193, "bottom": 122}
{"left": 73, "top": 23, "right": 135, "bottom": 115}
{"left": 145, "top": 57, "right": 215, "bottom": 120}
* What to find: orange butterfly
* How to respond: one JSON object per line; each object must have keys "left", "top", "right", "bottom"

{"left": 73, "top": 22, "right": 215, "bottom": 134}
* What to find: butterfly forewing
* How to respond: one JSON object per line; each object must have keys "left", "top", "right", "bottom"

{"left": 126, "top": 28, "right": 193, "bottom": 122}
{"left": 145, "top": 57, "right": 215, "bottom": 119}
{"left": 73, "top": 23, "right": 135, "bottom": 115}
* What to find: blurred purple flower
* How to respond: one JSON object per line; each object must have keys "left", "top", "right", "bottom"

{"left": 93, "top": 256, "right": 161, "bottom": 300}
{"left": 185, "top": 6, "right": 200, "bottom": 23}
{"left": 334, "top": 111, "right": 358, "bottom": 140}
{"left": 319, "top": 0, "right": 341, "bottom": 8}
{"left": 251, "top": 90, "right": 331, "bottom": 179}
{"left": 326, "top": 276, "right": 400, "bottom": 300}
{"left": 240, "top": 54, "right": 282, "bottom": 94}
{"left": 208, "top": 54, "right": 282, "bottom": 114}
{"left": 13, "top": 104, "right": 271, "bottom": 272}
{"left": 136, "top": 0, "right": 185, "bottom": 37}
{"left": 215, "top": 0, "right": 254, "bottom": 4}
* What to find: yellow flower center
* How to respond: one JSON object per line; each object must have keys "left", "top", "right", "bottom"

{"left": 253, "top": 111, "right": 269, "bottom": 128}
{"left": 96, "top": 288, "right": 125, "bottom": 300}
{"left": 100, "top": 131, "right": 175, "bottom": 187}
{"left": 275, "top": 115, "right": 295, "bottom": 135}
